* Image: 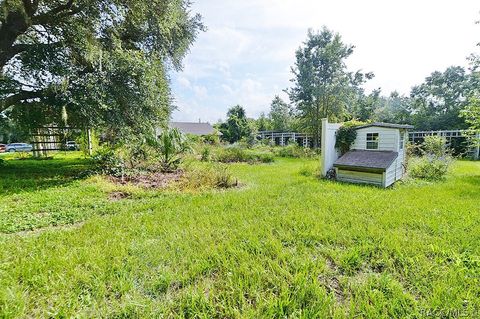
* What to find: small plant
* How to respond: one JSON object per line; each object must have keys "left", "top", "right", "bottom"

{"left": 155, "top": 128, "right": 190, "bottom": 172}
{"left": 409, "top": 136, "right": 453, "bottom": 181}
{"left": 92, "top": 147, "right": 126, "bottom": 178}
{"left": 200, "top": 147, "right": 211, "bottom": 162}
{"left": 409, "top": 155, "right": 452, "bottom": 181}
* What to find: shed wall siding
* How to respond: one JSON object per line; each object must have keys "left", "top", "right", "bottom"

{"left": 353, "top": 127, "right": 399, "bottom": 152}
{"left": 337, "top": 169, "right": 383, "bottom": 186}
{"left": 385, "top": 161, "right": 397, "bottom": 187}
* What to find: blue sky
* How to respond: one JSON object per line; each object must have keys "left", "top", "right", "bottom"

{"left": 170, "top": 0, "right": 480, "bottom": 123}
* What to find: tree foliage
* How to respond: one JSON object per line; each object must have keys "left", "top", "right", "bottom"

{"left": 269, "top": 95, "right": 292, "bottom": 131}
{"left": 410, "top": 66, "right": 478, "bottom": 130}
{"left": 287, "top": 27, "right": 373, "bottom": 147}
{"left": 0, "top": 0, "right": 204, "bottom": 138}
{"left": 218, "top": 105, "right": 251, "bottom": 143}
{"left": 373, "top": 91, "right": 413, "bottom": 124}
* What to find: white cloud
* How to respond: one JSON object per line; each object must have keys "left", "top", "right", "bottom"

{"left": 171, "top": 0, "right": 480, "bottom": 122}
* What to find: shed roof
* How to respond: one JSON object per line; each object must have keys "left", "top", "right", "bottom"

{"left": 333, "top": 150, "right": 398, "bottom": 171}
{"left": 170, "top": 122, "right": 217, "bottom": 136}
{"left": 355, "top": 122, "right": 414, "bottom": 130}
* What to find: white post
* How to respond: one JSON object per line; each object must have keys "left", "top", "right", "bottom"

{"left": 320, "top": 118, "right": 342, "bottom": 177}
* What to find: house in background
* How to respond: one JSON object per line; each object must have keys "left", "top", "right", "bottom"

{"left": 156, "top": 121, "right": 220, "bottom": 137}
{"left": 321, "top": 119, "right": 413, "bottom": 188}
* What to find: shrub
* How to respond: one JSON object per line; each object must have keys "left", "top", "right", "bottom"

{"left": 409, "top": 155, "right": 452, "bottom": 181}
{"left": 255, "top": 152, "right": 275, "bottom": 163}
{"left": 215, "top": 146, "right": 274, "bottom": 164}
{"left": 202, "top": 133, "right": 220, "bottom": 145}
{"left": 423, "top": 136, "right": 447, "bottom": 157}
{"left": 335, "top": 120, "right": 366, "bottom": 155}
{"left": 215, "top": 147, "right": 248, "bottom": 163}
{"left": 275, "top": 142, "right": 315, "bottom": 158}
{"left": 92, "top": 147, "right": 126, "bottom": 177}
{"left": 0, "top": 158, "right": 5, "bottom": 167}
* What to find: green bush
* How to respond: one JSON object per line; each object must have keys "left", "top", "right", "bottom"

{"left": 92, "top": 147, "right": 126, "bottom": 177}
{"left": 335, "top": 120, "right": 366, "bottom": 155}
{"left": 215, "top": 147, "right": 274, "bottom": 164}
{"left": 0, "top": 158, "right": 5, "bottom": 167}
{"left": 408, "top": 135, "right": 453, "bottom": 181}
{"left": 255, "top": 152, "right": 275, "bottom": 163}
{"left": 423, "top": 136, "right": 447, "bottom": 157}
{"left": 274, "top": 142, "right": 315, "bottom": 158}
{"left": 409, "top": 155, "right": 452, "bottom": 181}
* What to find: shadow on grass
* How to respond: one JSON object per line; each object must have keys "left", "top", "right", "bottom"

{"left": 0, "top": 156, "right": 92, "bottom": 196}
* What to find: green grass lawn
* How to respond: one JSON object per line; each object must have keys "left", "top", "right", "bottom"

{"left": 0, "top": 154, "right": 479, "bottom": 318}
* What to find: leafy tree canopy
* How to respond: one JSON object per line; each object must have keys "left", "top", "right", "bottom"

{"left": 373, "top": 91, "right": 413, "bottom": 124}
{"left": 287, "top": 27, "right": 373, "bottom": 147}
{"left": 218, "top": 105, "right": 252, "bottom": 143}
{"left": 0, "top": 0, "right": 204, "bottom": 138}
{"left": 410, "top": 66, "right": 479, "bottom": 130}
{"left": 269, "top": 95, "right": 292, "bottom": 131}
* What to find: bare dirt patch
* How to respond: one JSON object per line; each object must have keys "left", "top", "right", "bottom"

{"left": 108, "top": 191, "right": 131, "bottom": 201}
{"left": 109, "top": 170, "right": 184, "bottom": 189}
{"left": 320, "top": 257, "right": 346, "bottom": 304}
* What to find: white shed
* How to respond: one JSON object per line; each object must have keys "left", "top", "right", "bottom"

{"left": 334, "top": 123, "right": 413, "bottom": 187}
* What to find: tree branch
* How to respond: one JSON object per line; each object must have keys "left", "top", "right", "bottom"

{"left": 0, "top": 90, "right": 45, "bottom": 113}
{"left": 32, "top": 0, "right": 77, "bottom": 25}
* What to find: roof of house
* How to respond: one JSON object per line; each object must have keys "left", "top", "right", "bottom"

{"left": 170, "top": 122, "right": 217, "bottom": 136}
{"left": 355, "top": 122, "right": 414, "bottom": 130}
{"left": 333, "top": 150, "right": 398, "bottom": 170}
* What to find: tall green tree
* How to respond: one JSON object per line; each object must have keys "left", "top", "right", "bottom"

{"left": 256, "top": 112, "right": 272, "bottom": 131}
{"left": 269, "top": 95, "right": 292, "bottom": 131}
{"left": 0, "top": 0, "right": 204, "bottom": 138}
{"left": 350, "top": 88, "right": 381, "bottom": 122}
{"left": 287, "top": 27, "right": 373, "bottom": 147}
{"left": 219, "top": 105, "right": 251, "bottom": 143}
{"left": 374, "top": 91, "right": 413, "bottom": 124}
{"left": 461, "top": 97, "right": 480, "bottom": 146}
{"left": 410, "top": 66, "right": 478, "bottom": 130}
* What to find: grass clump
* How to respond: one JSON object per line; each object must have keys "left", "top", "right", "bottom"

{"left": 179, "top": 163, "right": 238, "bottom": 190}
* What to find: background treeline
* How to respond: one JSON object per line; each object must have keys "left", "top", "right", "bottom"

{"left": 217, "top": 27, "right": 480, "bottom": 146}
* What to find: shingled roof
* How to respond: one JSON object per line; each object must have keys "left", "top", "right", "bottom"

{"left": 170, "top": 122, "right": 217, "bottom": 136}
{"left": 334, "top": 150, "right": 398, "bottom": 171}
{"left": 355, "top": 122, "right": 414, "bottom": 130}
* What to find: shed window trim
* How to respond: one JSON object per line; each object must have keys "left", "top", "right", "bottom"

{"left": 366, "top": 133, "right": 379, "bottom": 150}
{"left": 399, "top": 132, "right": 404, "bottom": 150}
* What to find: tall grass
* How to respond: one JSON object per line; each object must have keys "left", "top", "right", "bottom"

{"left": 0, "top": 155, "right": 479, "bottom": 317}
